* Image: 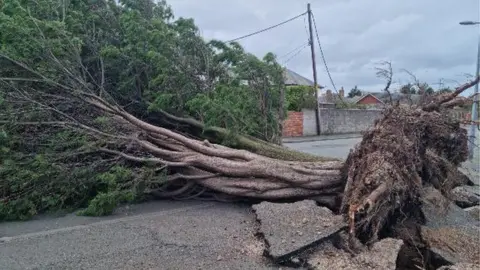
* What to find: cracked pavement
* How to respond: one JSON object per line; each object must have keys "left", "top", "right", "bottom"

{"left": 0, "top": 201, "right": 279, "bottom": 270}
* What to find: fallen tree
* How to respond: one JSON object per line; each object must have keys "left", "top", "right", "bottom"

{"left": 2, "top": 46, "right": 478, "bottom": 235}
{"left": 1, "top": 1, "right": 479, "bottom": 250}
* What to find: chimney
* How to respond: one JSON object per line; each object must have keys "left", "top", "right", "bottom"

{"left": 339, "top": 87, "right": 344, "bottom": 98}
{"left": 326, "top": 89, "right": 333, "bottom": 102}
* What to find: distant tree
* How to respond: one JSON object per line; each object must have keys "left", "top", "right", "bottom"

{"left": 417, "top": 82, "right": 434, "bottom": 95}
{"left": 438, "top": 87, "right": 453, "bottom": 94}
{"left": 400, "top": 83, "right": 416, "bottom": 94}
{"left": 348, "top": 86, "right": 362, "bottom": 98}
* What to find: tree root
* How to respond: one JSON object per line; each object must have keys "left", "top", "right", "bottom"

{"left": 341, "top": 76, "right": 478, "bottom": 244}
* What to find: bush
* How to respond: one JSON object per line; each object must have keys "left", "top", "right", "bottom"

{"left": 285, "top": 85, "right": 317, "bottom": 111}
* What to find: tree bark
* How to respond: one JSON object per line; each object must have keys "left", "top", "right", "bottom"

{"left": 145, "top": 109, "right": 335, "bottom": 162}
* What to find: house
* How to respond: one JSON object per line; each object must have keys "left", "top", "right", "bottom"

{"left": 347, "top": 92, "right": 423, "bottom": 108}
{"left": 354, "top": 93, "right": 384, "bottom": 107}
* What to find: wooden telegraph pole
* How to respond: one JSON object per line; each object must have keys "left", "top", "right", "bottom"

{"left": 307, "top": 3, "right": 321, "bottom": 135}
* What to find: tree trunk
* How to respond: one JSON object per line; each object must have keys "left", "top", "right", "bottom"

{"left": 146, "top": 109, "right": 335, "bottom": 162}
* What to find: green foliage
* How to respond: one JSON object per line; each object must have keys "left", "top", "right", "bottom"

{"left": 417, "top": 82, "right": 434, "bottom": 95}
{"left": 0, "top": 123, "right": 142, "bottom": 220}
{"left": 285, "top": 85, "right": 316, "bottom": 112}
{"left": 77, "top": 190, "right": 135, "bottom": 216}
{"left": 399, "top": 82, "right": 435, "bottom": 95}
{"left": 0, "top": 0, "right": 286, "bottom": 220}
{"left": 400, "top": 83, "right": 417, "bottom": 95}
{"left": 1, "top": 0, "right": 284, "bottom": 141}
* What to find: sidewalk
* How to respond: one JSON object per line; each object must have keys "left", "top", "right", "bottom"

{"left": 282, "top": 133, "right": 363, "bottom": 144}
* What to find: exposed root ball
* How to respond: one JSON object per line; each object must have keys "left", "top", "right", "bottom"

{"left": 341, "top": 106, "right": 469, "bottom": 243}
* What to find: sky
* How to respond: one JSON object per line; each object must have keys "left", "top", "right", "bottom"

{"left": 168, "top": 0, "right": 480, "bottom": 95}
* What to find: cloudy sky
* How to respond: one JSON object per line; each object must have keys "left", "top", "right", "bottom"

{"left": 168, "top": 0, "right": 480, "bottom": 94}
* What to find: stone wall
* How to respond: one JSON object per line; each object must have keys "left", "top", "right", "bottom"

{"left": 302, "top": 108, "right": 382, "bottom": 136}
{"left": 283, "top": 108, "right": 470, "bottom": 137}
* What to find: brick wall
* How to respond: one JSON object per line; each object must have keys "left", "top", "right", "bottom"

{"left": 282, "top": 111, "right": 303, "bottom": 137}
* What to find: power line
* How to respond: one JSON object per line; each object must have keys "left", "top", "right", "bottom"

{"left": 282, "top": 44, "right": 309, "bottom": 65}
{"left": 278, "top": 42, "right": 309, "bottom": 59}
{"left": 303, "top": 16, "right": 310, "bottom": 40}
{"left": 311, "top": 12, "right": 338, "bottom": 92}
{"left": 226, "top": 12, "right": 307, "bottom": 43}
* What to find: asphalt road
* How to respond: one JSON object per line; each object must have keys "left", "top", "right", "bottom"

{"left": 0, "top": 201, "right": 277, "bottom": 270}
{"left": 0, "top": 138, "right": 360, "bottom": 270}
{"left": 284, "top": 137, "right": 362, "bottom": 160}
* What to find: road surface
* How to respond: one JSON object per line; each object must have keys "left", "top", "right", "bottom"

{"left": 0, "top": 201, "right": 277, "bottom": 270}
{"left": 284, "top": 137, "right": 361, "bottom": 160}
{"left": 0, "top": 137, "right": 360, "bottom": 270}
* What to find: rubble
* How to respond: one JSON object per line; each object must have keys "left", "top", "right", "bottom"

{"left": 437, "top": 263, "right": 480, "bottom": 270}
{"left": 420, "top": 187, "right": 480, "bottom": 265}
{"left": 459, "top": 164, "right": 480, "bottom": 186}
{"left": 307, "top": 238, "right": 403, "bottom": 270}
{"left": 420, "top": 187, "right": 478, "bottom": 228}
{"left": 252, "top": 200, "right": 345, "bottom": 262}
{"left": 250, "top": 184, "right": 480, "bottom": 269}
{"left": 420, "top": 226, "right": 480, "bottom": 265}
{"left": 464, "top": 205, "right": 480, "bottom": 221}
{"left": 451, "top": 186, "right": 480, "bottom": 208}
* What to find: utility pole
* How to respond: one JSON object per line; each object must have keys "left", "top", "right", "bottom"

{"left": 459, "top": 20, "right": 480, "bottom": 162}
{"left": 469, "top": 33, "right": 479, "bottom": 160}
{"left": 307, "top": 3, "right": 321, "bottom": 135}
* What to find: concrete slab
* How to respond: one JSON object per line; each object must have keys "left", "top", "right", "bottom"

{"left": 421, "top": 187, "right": 478, "bottom": 229}
{"left": 252, "top": 200, "right": 345, "bottom": 261}
{"left": 307, "top": 238, "right": 403, "bottom": 270}
{"left": 420, "top": 187, "right": 480, "bottom": 265}
{"left": 420, "top": 226, "right": 480, "bottom": 265}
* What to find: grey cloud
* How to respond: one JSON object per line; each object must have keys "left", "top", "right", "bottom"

{"left": 168, "top": 0, "right": 479, "bottom": 94}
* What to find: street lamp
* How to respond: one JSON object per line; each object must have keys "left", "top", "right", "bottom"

{"left": 459, "top": 21, "right": 480, "bottom": 25}
{"left": 459, "top": 20, "right": 480, "bottom": 163}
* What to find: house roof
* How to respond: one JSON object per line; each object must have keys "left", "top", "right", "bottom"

{"left": 361, "top": 92, "right": 423, "bottom": 105}
{"left": 355, "top": 93, "right": 385, "bottom": 104}
{"left": 284, "top": 68, "right": 324, "bottom": 88}
{"left": 318, "top": 92, "right": 356, "bottom": 104}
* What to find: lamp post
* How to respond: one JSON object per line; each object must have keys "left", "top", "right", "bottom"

{"left": 459, "top": 21, "right": 480, "bottom": 163}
